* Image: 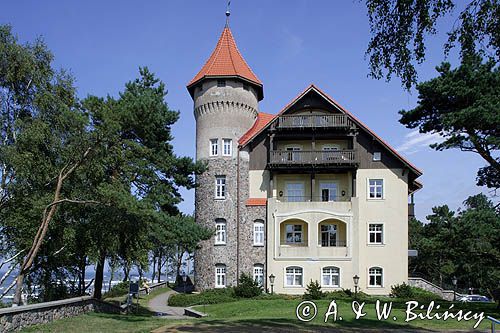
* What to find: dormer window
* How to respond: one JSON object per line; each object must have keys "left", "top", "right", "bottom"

{"left": 373, "top": 152, "right": 381, "bottom": 161}
{"left": 217, "top": 79, "right": 226, "bottom": 87}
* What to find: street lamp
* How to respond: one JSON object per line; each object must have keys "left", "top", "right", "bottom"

{"left": 452, "top": 276, "right": 458, "bottom": 301}
{"left": 269, "top": 274, "right": 275, "bottom": 294}
{"left": 353, "top": 275, "right": 360, "bottom": 300}
{"left": 182, "top": 273, "right": 187, "bottom": 294}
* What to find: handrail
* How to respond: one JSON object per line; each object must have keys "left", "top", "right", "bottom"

{"left": 269, "top": 150, "right": 357, "bottom": 165}
{"left": 277, "top": 114, "right": 355, "bottom": 129}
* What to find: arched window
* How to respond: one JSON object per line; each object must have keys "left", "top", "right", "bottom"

{"left": 215, "top": 219, "right": 226, "bottom": 245}
{"left": 253, "top": 264, "right": 264, "bottom": 286}
{"left": 285, "top": 266, "right": 303, "bottom": 287}
{"left": 215, "top": 264, "right": 226, "bottom": 288}
{"left": 369, "top": 267, "right": 383, "bottom": 287}
{"left": 253, "top": 220, "right": 264, "bottom": 246}
{"left": 322, "top": 267, "right": 340, "bottom": 287}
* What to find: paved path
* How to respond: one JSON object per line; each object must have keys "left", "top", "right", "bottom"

{"left": 147, "top": 290, "right": 188, "bottom": 319}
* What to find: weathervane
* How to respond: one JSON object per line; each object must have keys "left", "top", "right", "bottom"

{"left": 225, "top": 1, "right": 231, "bottom": 26}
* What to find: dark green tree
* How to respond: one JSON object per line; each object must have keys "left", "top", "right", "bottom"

{"left": 409, "top": 194, "right": 500, "bottom": 298}
{"left": 365, "top": 0, "right": 500, "bottom": 89}
{"left": 399, "top": 57, "right": 500, "bottom": 188}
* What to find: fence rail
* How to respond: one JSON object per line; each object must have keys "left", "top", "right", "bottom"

{"left": 276, "top": 196, "right": 351, "bottom": 203}
{"left": 277, "top": 115, "right": 355, "bottom": 129}
{"left": 269, "top": 150, "right": 357, "bottom": 166}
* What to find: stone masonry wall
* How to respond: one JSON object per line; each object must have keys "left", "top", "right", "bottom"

{"left": 237, "top": 154, "right": 267, "bottom": 287}
{"left": 0, "top": 297, "right": 120, "bottom": 332}
{"left": 408, "top": 277, "right": 464, "bottom": 301}
{"left": 194, "top": 158, "right": 239, "bottom": 290}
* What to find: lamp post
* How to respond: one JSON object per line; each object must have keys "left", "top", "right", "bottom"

{"left": 269, "top": 274, "right": 275, "bottom": 295}
{"left": 182, "top": 273, "right": 187, "bottom": 294}
{"left": 353, "top": 275, "right": 360, "bottom": 300}
{"left": 452, "top": 276, "right": 457, "bottom": 301}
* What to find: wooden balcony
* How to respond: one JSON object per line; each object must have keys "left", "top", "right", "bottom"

{"left": 269, "top": 150, "right": 358, "bottom": 168}
{"left": 276, "top": 114, "right": 355, "bottom": 130}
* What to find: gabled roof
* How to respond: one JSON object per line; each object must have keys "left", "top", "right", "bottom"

{"left": 239, "top": 84, "right": 423, "bottom": 177}
{"left": 187, "top": 26, "right": 263, "bottom": 99}
{"left": 239, "top": 112, "right": 274, "bottom": 145}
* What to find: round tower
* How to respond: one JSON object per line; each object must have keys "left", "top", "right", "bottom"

{"left": 187, "top": 22, "right": 263, "bottom": 290}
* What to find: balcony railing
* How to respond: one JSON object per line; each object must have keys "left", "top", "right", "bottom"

{"left": 269, "top": 150, "right": 358, "bottom": 166}
{"left": 276, "top": 196, "right": 351, "bottom": 203}
{"left": 276, "top": 114, "right": 355, "bottom": 129}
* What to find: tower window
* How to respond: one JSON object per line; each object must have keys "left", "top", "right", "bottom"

{"left": 253, "top": 220, "right": 264, "bottom": 246}
{"left": 215, "top": 219, "right": 226, "bottom": 245}
{"left": 215, "top": 176, "right": 226, "bottom": 199}
{"left": 217, "top": 79, "right": 226, "bottom": 87}
{"left": 215, "top": 264, "right": 226, "bottom": 288}
{"left": 222, "top": 139, "right": 232, "bottom": 156}
{"left": 373, "top": 152, "right": 381, "bottom": 161}
{"left": 210, "top": 139, "right": 219, "bottom": 156}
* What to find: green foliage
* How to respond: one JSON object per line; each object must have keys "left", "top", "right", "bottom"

{"left": 390, "top": 283, "right": 414, "bottom": 299}
{"left": 168, "top": 288, "right": 236, "bottom": 307}
{"left": 365, "top": 0, "right": 500, "bottom": 89}
{"left": 399, "top": 57, "right": 500, "bottom": 188}
{"left": 103, "top": 281, "right": 130, "bottom": 299}
{"left": 234, "top": 273, "right": 262, "bottom": 298}
{"left": 0, "top": 24, "right": 207, "bottom": 302}
{"left": 409, "top": 194, "right": 500, "bottom": 298}
{"left": 303, "top": 280, "right": 323, "bottom": 300}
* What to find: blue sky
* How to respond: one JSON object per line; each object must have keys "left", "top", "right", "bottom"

{"left": 2, "top": 0, "right": 489, "bottom": 221}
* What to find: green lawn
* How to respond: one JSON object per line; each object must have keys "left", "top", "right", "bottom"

{"left": 190, "top": 298, "right": 499, "bottom": 331}
{"left": 20, "top": 295, "right": 500, "bottom": 332}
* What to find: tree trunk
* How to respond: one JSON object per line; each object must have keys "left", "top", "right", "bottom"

{"left": 122, "top": 264, "right": 129, "bottom": 282}
{"left": 93, "top": 252, "right": 106, "bottom": 299}
{"left": 151, "top": 255, "right": 156, "bottom": 282}
{"left": 157, "top": 254, "right": 162, "bottom": 283}
{"left": 78, "top": 257, "right": 86, "bottom": 295}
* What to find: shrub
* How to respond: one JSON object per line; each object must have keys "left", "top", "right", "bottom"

{"left": 103, "top": 281, "right": 130, "bottom": 298}
{"left": 390, "top": 283, "right": 414, "bottom": 299}
{"left": 234, "top": 273, "right": 262, "bottom": 298}
{"left": 323, "top": 289, "right": 351, "bottom": 299}
{"left": 342, "top": 288, "right": 353, "bottom": 297}
{"left": 390, "top": 283, "right": 442, "bottom": 302}
{"left": 303, "top": 280, "right": 323, "bottom": 300}
{"left": 168, "top": 288, "right": 236, "bottom": 307}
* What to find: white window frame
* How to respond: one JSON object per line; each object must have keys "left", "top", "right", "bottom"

{"left": 285, "top": 224, "right": 303, "bottom": 244}
{"left": 253, "top": 264, "right": 264, "bottom": 286}
{"left": 322, "top": 266, "right": 340, "bottom": 287}
{"left": 367, "top": 178, "right": 385, "bottom": 200}
{"left": 373, "top": 151, "right": 381, "bottom": 161}
{"left": 368, "top": 267, "right": 383, "bottom": 287}
{"left": 215, "top": 264, "right": 226, "bottom": 288}
{"left": 253, "top": 221, "right": 264, "bottom": 246}
{"left": 215, "top": 176, "right": 226, "bottom": 199}
{"left": 320, "top": 223, "right": 337, "bottom": 247}
{"left": 319, "top": 182, "right": 338, "bottom": 202}
{"left": 285, "top": 182, "right": 305, "bottom": 202}
{"left": 285, "top": 266, "right": 303, "bottom": 287}
{"left": 368, "top": 223, "right": 384, "bottom": 245}
{"left": 222, "top": 138, "right": 232, "bottom": 156}
{"left": 209, "top": 139, "right": 219, "bottom": 156}
{"left": 215, "top": 219, "right": 226, "bottom": 245}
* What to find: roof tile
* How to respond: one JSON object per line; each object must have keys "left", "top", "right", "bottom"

{"left": 188, "top": 26, "right": 262, "bottom": 87}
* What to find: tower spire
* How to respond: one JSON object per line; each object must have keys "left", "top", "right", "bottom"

{"left": 225, "top": 1, "right": 231, "bottom": 27}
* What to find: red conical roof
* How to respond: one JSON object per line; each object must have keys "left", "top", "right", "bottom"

{"left": 187, "top": 26, "right": 263, "bottom": 99}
